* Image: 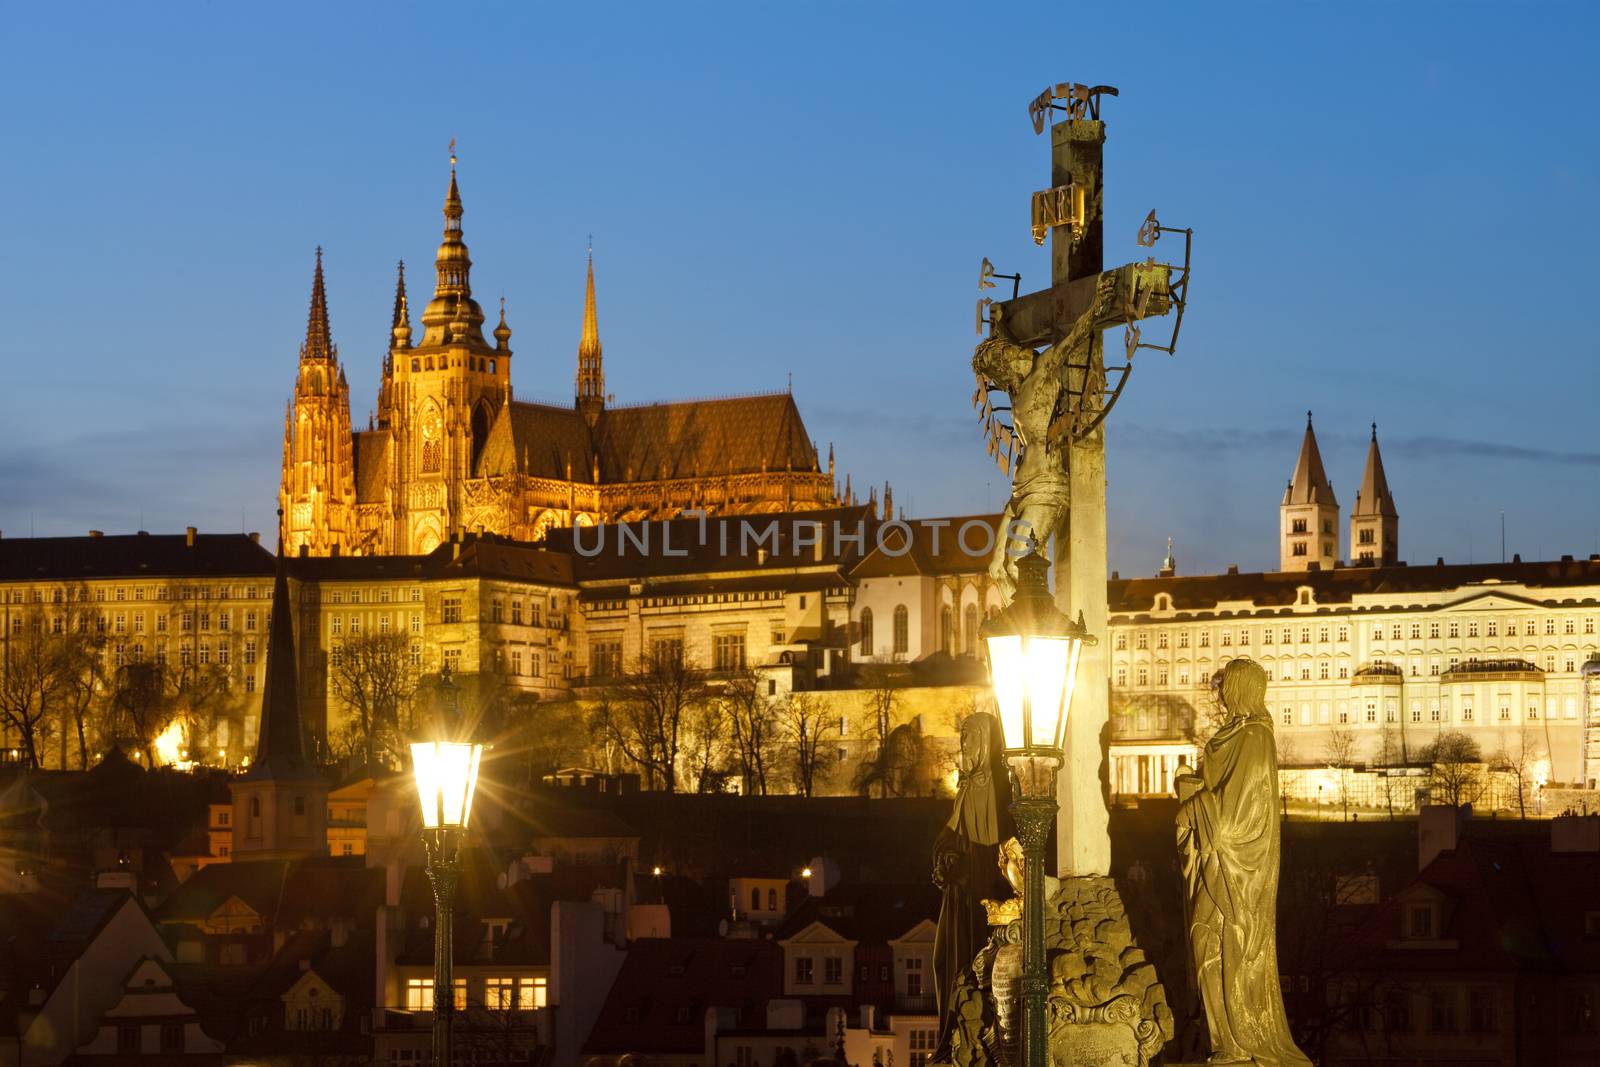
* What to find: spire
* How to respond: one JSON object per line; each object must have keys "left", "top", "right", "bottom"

{"left": 251, "top": 515, "right": 310, "bottom": 779}
{"left": 420, "top": 148, "right": 485, "bottom": 345}
{"left": 1353, "top": 422, "right": 1398, "bottom": 518}
{"left": 494, "top": 294, "right": 512, "bottom": 350}
{"left": 1160, "top": 536, "right": 1176, "bottom": 577}
{"left": 300, "top": 247, "right": 336, "bottom": 362}
{"left": 391, "top": 260, "right": 412, "bottom": 349}
{"left": 576, "top": 247, "right": 605, "bottom": 423}
{"left": 1282, "top": 410, "right": 1337, "bottom": 507}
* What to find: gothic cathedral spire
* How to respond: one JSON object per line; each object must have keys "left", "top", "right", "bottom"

{"left": 280, "top": 248, "right": 357, "bottom": 557}
{"left": 576, "top": 247, "right": 605, "bottom": 426}
{"left": 420, "top": 156, "right": 485, "bottom": 346}
{"left": 1279, "top": 411, "right": 1340, "bottom": 572}
{"left": 1350, "top": 422, "right": 1399, "bottom": 565}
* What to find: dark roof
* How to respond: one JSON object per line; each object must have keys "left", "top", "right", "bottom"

{"left": 1110, "top": 556, "right": 1600, "bottom": 616}
{"left": 0, "top": 532, "right": 274, "bottom": 582}
{"left": 582, "top": 937, "right": 783, "bottom": 1055}
{"left": 548, "top": 505, "right": 879, "bottom": 584}
{"left": 777, "top": 882, "right": 939, "bottom": 943}
{"left": 850, "top": 515, "right": 999, "bottom": 580}
{"left": 159, "top": 856, "right": 377, "bottom": 927}
{"left": 285, "top": 534, "right": 574, "bottom": 587}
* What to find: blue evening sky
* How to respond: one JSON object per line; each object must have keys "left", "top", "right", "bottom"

{"left": 1, "top": 2, "right": 1595, "bottom": 575}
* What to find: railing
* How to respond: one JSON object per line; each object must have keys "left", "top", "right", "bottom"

{"left": 895, "top": 993, "right": 937, "bottom": 1014}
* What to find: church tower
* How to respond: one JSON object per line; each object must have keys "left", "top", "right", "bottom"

{"left": 1280, "top": 412, "right": 1340, "bottom": 572}
{"left": 280, "top": 249, "right": 357, "bottom": 556}
{"left": 1350, "top": 423, "right": 1399, "bottom": 565}
{"left": 382, "top": 155, "right": 511, "bottom": 553}
{"left": 230, "top": 526, "right": 327, "bottom": 860}
{"left": 575, "top": 250, "right": 605, "bottom": 427}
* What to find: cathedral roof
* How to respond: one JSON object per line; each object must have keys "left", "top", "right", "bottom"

{"left": 1282, "top": 411, "right": 1337, "bottom": 508}
{"left": 594, "top": 392, "right": 818, "bottom": 483}
{"left": 478, "top": 401, "right": 594, "bottom": 481}
{"left": 1352, "top": 424, "right": 1398, "bottom": 518}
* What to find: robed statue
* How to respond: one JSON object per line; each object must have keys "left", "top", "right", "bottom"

{"left": 932, "top": 712, "right": 1013, "bottom": 1057}
{"left": 1175, "top": 659, "right": 1311, "bottom": 1066}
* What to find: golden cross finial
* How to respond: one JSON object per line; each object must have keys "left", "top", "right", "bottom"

{"left": 587, "top": 232, "right": 593, "bottom": 256}
{"left": 449, "top": 137, "right": 457, "bottom": 168}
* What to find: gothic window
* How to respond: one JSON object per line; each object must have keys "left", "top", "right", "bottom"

{"left": 421, "top": 408, "right": 442, "bottom": 473}
{"left": 940, "top": 607, "right": 954, "bottom": 654}
{"left": 859, "top": 608, "right": 874, "bottom": 656}
{"left": 893, "top": 605, "right": 909, "bottom": 655}
{"left": 471, "top": 403, "right": 491, "bottom": 467}
{"left": 964, "top": 605, "right": 978, "bottom": 656}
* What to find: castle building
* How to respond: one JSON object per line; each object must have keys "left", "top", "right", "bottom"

{"left": 1109, "top": 418, "right": 1600, "bottom": 799}
{"left": 280, "top": 162, "right": 837, "bottom": 558}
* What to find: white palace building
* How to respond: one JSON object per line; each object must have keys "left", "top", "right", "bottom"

{"left": 1105, "top": 416, "right": 1600, "bottom": 801}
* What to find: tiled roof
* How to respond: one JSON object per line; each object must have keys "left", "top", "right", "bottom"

{"left": 0, "top": 533, "right": 274, "bottom": 582}
{"left": 582, "top": 937, "right": 783, "bottom": 1055}
{"left": 776, "top": 882, "right": 939, "bottom": 944}
{"left": 480, "top": 401, "right": 594, "bottom": 481}
{"left": 1109, "top": 556, "right": 1600, "bottom": 616}
{"left": 850, "top": 515, "right": 999, "bottom": 580}
{"left": 284, "top": 534, "right": 575, "bottom": 587}
{"left": 595, "top": 393, "right": 818, "bottom": 482}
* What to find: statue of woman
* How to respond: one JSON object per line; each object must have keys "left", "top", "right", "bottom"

{"left": 933, "top": 711, "right": 1013, "bottom": 1058}
{"left": 1176, "top": 659, "right": 1310, "bottom": 1066}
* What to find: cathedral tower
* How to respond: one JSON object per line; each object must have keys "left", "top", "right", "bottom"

{"left": 575, "top": 249, "right": 605, "bottom": 427}
{"left": 1280, "top": 412, "right": 1340, "bottom": 571}
{"left": 280, "top": 249, "right": 357, "bottom": 556}
{"left": 1350, "top": 423, "right": 1399, "bottom": 565}
{"left": 381, "top": 156, "right": 511, "bottom": 553}
{"left": 230, "top": 526, "right": 327, "bottom": 860}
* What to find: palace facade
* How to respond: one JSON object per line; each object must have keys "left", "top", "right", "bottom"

{"left": 280, "top": 163, "right": 838, "bottom": 558}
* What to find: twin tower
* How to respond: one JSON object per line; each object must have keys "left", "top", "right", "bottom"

{"left": 1279, "top": 413, "right": 1398, "bottom": 572}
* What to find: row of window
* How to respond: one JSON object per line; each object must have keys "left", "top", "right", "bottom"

{"left": 1116, "top": 652, "right": 1596, "bottom": 688}
{"left": 330, "top": 613, "right": 421, "bottom": 636}
{"left": 9, "top": 584, "right": 267, "bottom": 604}
{"left": 793, "top": 956, "right": 924, "bottom": 993}
{"left": 1114, "top": 616, "right": 1597, "bottom": 651}
{"left": 402, "top": 975, "right": 545, "bottom": 1012}
{"left": 9, "top": 609, "right": 267, "bottom": 637}
{"left": 1274, "top": 694, "right": 1584, "bottom": 727}
{"left": 587, "top": 633, "right": 750, "bottom": 676}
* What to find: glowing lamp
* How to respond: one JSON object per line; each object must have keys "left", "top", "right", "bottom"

{"left": 982, "top": 545, "right": 1093, "bottom": 795}
{"left": 411, "top": 740, "right": 483, "bottom": 830}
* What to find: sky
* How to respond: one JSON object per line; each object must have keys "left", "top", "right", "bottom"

{"left": 1, "top": 2, "right": 1596, "bottom": 576}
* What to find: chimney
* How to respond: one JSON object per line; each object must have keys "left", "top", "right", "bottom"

{"left": 248, "top": 531, "right": 260, "bottom": 544}
{"left": 757, "top": 548, "right": 768, "bottom": 566}
{"left": 1418, "top": 804, "right": 1459, "bottom": 870}
{"left": 1226, "top": 564, "right": 1239, "bottom": 575}
{"left": 88, "top": 530, "right": 103, "bottom": 538}
{"left": 185, "top": 526, "right": 197, "bottom": 547}
{"left": 859, "top": 1004, "right": 877, "bottom": 1030}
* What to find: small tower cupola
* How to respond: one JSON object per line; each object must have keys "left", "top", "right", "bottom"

{"left": 1280, "top": 411, "right": 1340, "bottom": 572}
{"left": 1350, "top": 422, "right": 1399, "bottom": 565}
{"left": 494, "top": 295, "right": 512, "bottom": 351}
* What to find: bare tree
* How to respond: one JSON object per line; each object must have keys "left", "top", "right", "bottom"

{"left": 680, "top": 700, "right": 731, "bottom": 793}
{"left": 328, "top": 630, "right": 418, "bottom": 769}
{"left": 780, "top": 691, "right": 839, "bottom": 798}
{"left": 589, "top": 645, "right": 709, "bottom": 792}
{"left": 854, "top": 660, "right": 902, "bottom": 798}
{"left": 1418, "top": 731, "right": 1485, "bottom": 809}
{"left": 722, "top": 670, "right": 777, "bottom": 795}
{"left": 1324, "top": 726, "right": 1359, "bottom": 820}
{"left": 110, "top": 659, "right": 168, "bottom": 763}
{"left": 54, "top": 605, "right": 109, "bottom": 769}
{"left": 0, "top": 605, "right": 59, "bottom": 767}
{"left": 1489, "top": 726, "right": 1543, "bottom": 819}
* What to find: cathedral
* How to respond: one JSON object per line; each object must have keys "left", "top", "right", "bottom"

{"left": 280, "top": 162, "right": 838, "bottom": 556}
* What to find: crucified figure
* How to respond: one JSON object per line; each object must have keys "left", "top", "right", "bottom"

{"left": 972, "top": 272, "right": 1121, "bottom": 598}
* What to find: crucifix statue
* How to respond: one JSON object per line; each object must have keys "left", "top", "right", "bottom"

{"left": 974, "top": 80, "right": 1191, "bottom": 877}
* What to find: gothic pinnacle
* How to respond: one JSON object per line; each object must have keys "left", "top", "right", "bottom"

{"left": 301, "top": 246, "right": 336, "bottom": 362}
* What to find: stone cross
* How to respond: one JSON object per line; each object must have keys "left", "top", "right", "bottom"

{"left": 980, "top": 84, "right": 1189, "bottom": 878}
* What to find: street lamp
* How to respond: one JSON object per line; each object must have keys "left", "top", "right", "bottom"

{"left": 411, "top": 665, "right": 482, "bottom": 1067}
{"left": 981, "top": 545, "right": 1092, "bottom": 1067}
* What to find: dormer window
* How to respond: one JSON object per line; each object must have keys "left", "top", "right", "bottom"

{"left": 1407, "top": 903, "right": 1436, "bottom": 939}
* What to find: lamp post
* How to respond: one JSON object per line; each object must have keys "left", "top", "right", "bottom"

{"left": 981, "top": 546, "right": 1092, "bottom": 1067}
{"left": 411, "top": 665, "right": 482, "bottom": 1067}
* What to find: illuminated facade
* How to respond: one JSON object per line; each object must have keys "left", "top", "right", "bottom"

{"left": 280, "top": 163, "right": 837, "bottom": 558}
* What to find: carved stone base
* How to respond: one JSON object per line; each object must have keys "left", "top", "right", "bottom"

{"left": 939, "top": 877, "right": 1172, "bottom": 1067}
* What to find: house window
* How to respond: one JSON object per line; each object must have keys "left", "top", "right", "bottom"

{"left": 859, "top": 608, "right": 874, "bottom": 654}
{"left": 905, "top": 956, "right": 924, "bottom": 996}
{"left": 117, "top": 1025, "right": 141, "bottom": 1054}
{"left": 1468, "top": 988, "right": 1497, "bottom": 1033}
{"left": 795, "top": 957, "right": 814, "bottom": 985}
{"left": 1137, "top": 632, "right": 1149, "bottom": 650}
{"left": 909, "top": 1028, "right": 937, "bottom": 1067}
{"left": 1428, "top": 987, "right": 1458, "bottom": 1033}
{"left": 405, "top": 978, "right": 433, "bottom": 1011}
{"left": 1408, "top": 905, "right": 1435, "bottom": 939}
{"left": 442, "top": 597, "right": 462, "bottom": 624}
{"left": 824, "top": 956, "right": 843, "bottom": 985}
{"left": 893, "top": 605, "right": 909, "bottom": 655}
{"left": 590, "top": 639, "right": 622, "bottom": 679}
{"left": 485, "top": 977, "right": 514, "bottom": 1010}
{"left": 714, "top": 633, "right": 746, "bottom": 672}
{"left": 1115, "top": 633, "right": 1127, "bottom": 650}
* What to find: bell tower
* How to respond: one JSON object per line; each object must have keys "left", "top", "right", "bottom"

{"left": 1350, "top": 423, "right": 1399, "bottom": 565}
{"left": 280, "top": 248, "right": 357, "bottom": 556}
{"left": 387, "top": 150, "right": 511, "bottom": 553}
{"left": 1279, "top": 412, "right": 1340, "bottom": 572}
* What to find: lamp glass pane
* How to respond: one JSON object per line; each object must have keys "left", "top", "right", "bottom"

{"left": 986, "top": 634, "right": 1027, "bottom": 749}
{"left": 411, "top": 741, "right": 442, "bottom": 829}
{"left": 460, "top": 744, "right": 483, "bottom": 828}
{"left": 1024, "top": 636, "right": 1074, "bottom": 748}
